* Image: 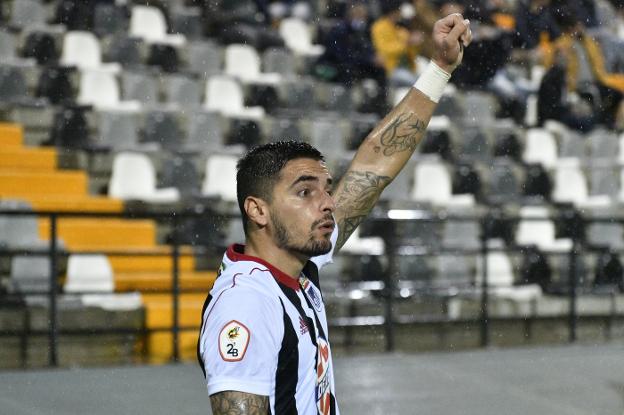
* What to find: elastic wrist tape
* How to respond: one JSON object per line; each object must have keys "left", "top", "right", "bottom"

{"left": 413, "top": 61, "right": 451, "bottom": 103}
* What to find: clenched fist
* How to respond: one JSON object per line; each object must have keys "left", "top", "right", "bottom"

{"left": 431, "top": 13, "right": 472, "bottom": 74}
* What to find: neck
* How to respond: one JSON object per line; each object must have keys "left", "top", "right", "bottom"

{"left": 244, "top": 235, "right": 308, "bottom": 280}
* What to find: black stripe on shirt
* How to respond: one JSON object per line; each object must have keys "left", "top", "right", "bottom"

{"left": 274, "top": 297, "right": 299, "bottom": 415}
{"left": 197, "top": 293, "right": 213, "bottom": 378}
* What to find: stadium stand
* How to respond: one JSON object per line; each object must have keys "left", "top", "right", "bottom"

{"left": 1, "top": 0, "right": 624, "bottom": 368}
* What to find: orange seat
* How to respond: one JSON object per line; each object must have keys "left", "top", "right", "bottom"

{"left": 0, "top": 171, "right": 87, "bottom": 197}
{"left": 141, "top": 293, "right": 208, "bottom": 362}
{"left": 27, "top": 196, "right": 123, "bottom": 213}
{"left": 0, "top": 147, "right": 56, "bottom": 171}
{"left": 115, "top": 271, "right": 217, "bottom": 292}
{"left": 109, "top": 254, "right": 196, "bottom": 273}
{"left": 0, "top": 123, "right": 23, "bottom": 147}
{"left": 39, "top": 218, "right": 157, "bottom": 249}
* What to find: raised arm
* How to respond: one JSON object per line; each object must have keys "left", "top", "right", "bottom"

{"left": 333, "top": 14, "right": 472, "bottom": 251}
{"left": 210, "top": 391, "right": 269, "bottom": 415}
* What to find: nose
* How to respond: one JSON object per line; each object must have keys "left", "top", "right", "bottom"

{"left": 321, "top": 190, "right": 336, "bottom": 214}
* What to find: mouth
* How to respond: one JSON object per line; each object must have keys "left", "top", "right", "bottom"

{"left": 317, "top": 220, "right": 335, "bottom": 233}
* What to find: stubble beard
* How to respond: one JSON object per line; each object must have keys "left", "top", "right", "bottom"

{"left": 271, "top": 213, "right": 332, "bottom": 258}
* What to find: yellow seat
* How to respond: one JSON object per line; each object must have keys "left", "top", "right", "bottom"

{"left": 0, "top": 123, "right": 23, "bottom": 147}
{"left": 0, "top": 147, "right": 56, "bottom": 171}
{"left": 0, "top": 171, "right": 87, "bottom": 197}
{"left": 114, "top": 271, "right": 217, "bottom": 292}
{"left": 27, "top": 195, "right": 123, "bottom": 213}
{"left": 141, "top": 293, "right": 208, "bottom": 362}
{"left": 39, "top": 218, "right": 157, "bottom": 249}
{"left": 109, "top": 254, "right": 196, "bottom": 273}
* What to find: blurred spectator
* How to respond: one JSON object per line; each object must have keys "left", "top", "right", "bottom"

{"left": 410, "top": 0, "right": 439, "bottom": 59}
{"left": 551, "top": 0, "right": 598, "bottom": 28}
{"left": 514, "top": 0, "right": 560, "bottom": 51}
{"left": 316, "top": 1, "right": 386, "bottom": 88}
{"left": 540, "top": 8, "right": 624, "bottom": 130}
{"left": 371, "top": 0, "right": 422, "bottom": 86}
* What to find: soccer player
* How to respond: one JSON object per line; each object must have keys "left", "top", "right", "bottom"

{"left": 198, "top": 13, "right": 472, "bottom": 415}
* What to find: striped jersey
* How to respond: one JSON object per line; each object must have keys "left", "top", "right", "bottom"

{"left": 197, "top": 228, "right": 340, "bottom": 415}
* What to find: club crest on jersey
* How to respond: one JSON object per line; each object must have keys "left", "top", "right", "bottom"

{"left": 306, "top": 283, "right": 323, "bottom": 312}
{"left": 219, "top": 320, "right": 250, "bottom": 362}
{"left": 316, "top": 336, "right": 332, "bottom": 415}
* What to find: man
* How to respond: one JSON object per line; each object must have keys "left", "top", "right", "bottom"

{"left": 198, "top": 13, "right": 472, "bottom": 415}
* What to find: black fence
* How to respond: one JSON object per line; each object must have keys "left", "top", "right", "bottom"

{"left": 0, "top": 207, "right": 623, "bottom": 367}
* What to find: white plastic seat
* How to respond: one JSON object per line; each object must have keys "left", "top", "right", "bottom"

{"left": 515, "top": 206, "right": 572, "bottom": 252}
{"left": 523, "top": 128, "right": 558, "bottom": 169}
{"left": 109, "top": 152, "right": 180, "bottom": 203}
{"left": 552, "top": 158, "right": 611, "bottom": 208}
{"left": 473, "top": 252, "right": 542, "bottom": 303}
{"left": 65, "top": 255, "right": 114, "bottom": 293}
{"left": 341, "top": 227, "right": 385, "bottom": 255}
{"left": 224, "top": 44, "right": 282, "bottom": 85}
{"left": 78, "top": 70, "right": 141, "bottom": 111}
{"left": 61, "top": 31, "right": 121, "bottom": 73}
{"left": 204, "top": 76, "right": 265, "bottom": 121}
{"left": 81, "top": 292, "right": 142, "bottom": 311}
{"left": 202, "top": 154, "right": 238, "bottom": 202}
{"left": 410, "top": 159, "right": 475, "bottom": 206}
{"left": 279, "top": 18, "right": 325, "bottom": 57}
{"left": 129, "top": 5, "right": 186, "bottom": 46}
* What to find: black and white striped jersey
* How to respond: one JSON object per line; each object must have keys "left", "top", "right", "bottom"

{"left": 197, "top": 228, "right": 340, "bottom": 415}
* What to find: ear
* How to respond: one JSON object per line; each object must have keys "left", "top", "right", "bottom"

{"left": 244, "top": 196, "right": 269, "bottom": 229}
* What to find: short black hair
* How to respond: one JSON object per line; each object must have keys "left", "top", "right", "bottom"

{"left": 236, "top": 141, "right": 324, "bottom": 234}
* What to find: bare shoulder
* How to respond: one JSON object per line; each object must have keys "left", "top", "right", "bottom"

{"left": 210, "top": 391, "right": 269, "bottom": 415}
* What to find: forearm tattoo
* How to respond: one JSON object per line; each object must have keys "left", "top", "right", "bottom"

{"left": 210, "top": 391, "right": 268, "bottom": 415}
{"left": 375, "top": 111, "right": 427, "bottom": 157}
{"left": 335, "top": 171, "right": 391, "bottom": 250}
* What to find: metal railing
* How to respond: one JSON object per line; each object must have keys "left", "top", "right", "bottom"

{"left": 0, "top": 207, "right": 623, "bottom": 367}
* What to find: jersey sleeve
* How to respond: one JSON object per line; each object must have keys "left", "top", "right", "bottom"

{"left": 310, "top": 224, "right": 339, "bottom": 270}
{"left": 199, "top": 287, "right": 283, "bottom": 397}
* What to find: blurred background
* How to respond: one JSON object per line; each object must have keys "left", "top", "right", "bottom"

{"left": 0, "top": 0, "right": 623, "bottom": 413}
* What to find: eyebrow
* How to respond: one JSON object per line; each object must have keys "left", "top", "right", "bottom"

{"left": 290, "top": 175, "right": 333, "bottom": 188}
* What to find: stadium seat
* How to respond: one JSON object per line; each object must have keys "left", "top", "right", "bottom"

{"left": 437, "top": 254, "right": 473, "bottom": 286}
{"left": 442, "top": 220, "right": 480, "bottom": 250}
{"left": 121, "top": 71, "right": 159, "bottom": 106}
{"left": 202, "top": 154, "right": 238, "bottom": 202}
{"left": 588, "top": 167, "right": 619, "bottom": 197}
{"left": 380, "top": 160, "right": 414, "bottom": 202}
{"left": 281, "top": 77, "right": 316, "bottom": 110}
{"left": 341, "top": 227, "right": 384, "bottom": 255}
{"left": 310, "top": 117, "right": 346, "bottom": 154}
{"left": 81, "top": 292, "right": 143, "bottom": 311}
{"left": 0, "top": 29, "right": 19, "bottom": 62}
{"left": 224, "top": 217, "right": 246, "bottom": 246}
{"left": 165, "top": 74, "right": 201, "bottom": 108}
{"left": 411, "top": 159, "right": 475, "bottom": 207}
{"left": 475, "top": 252, "right": 542, "bottom": 301}
{"left": 161, "top": 155, "right": 201, "bottom": 198}
{"left": 61, "top": 31, "right": 121, "bottom": 72}
{"left": 65, "top": 254, "right": 115, "bottom": 293}
{"left": 186, "top": 111, "right": 225, "bottom": 151}
{"left": 170, "top": 6, "right": 203, "bottom": 39}
{"left": 463, "top": 92, "right": 497, "bottom": 124}
{"left": 0, "top": 65, "right": 30, "bottom": 104}
{"left": 93, "top": 3, "right": 128, "bottom": 37}
{"left": 271, "top": 117, "right": 304, "bottom": 142}
{"left": 129, "top": 5, "right": 186, "bottom": 47}
{"left": 226, "top": 119, "right": 262, "bottom": 148}
{"left": 106, "top": 35, "right": 142, "bottom": 67}
{"left": 318, "top": 83, "right": 352, "bottom": 114}
{"left": 279, "top": 17, "right": 325, "bottom": 56}
{"left": 10, "top": 255, "right": 51, "bottom": 296}
{"left": 142, "top": 111, "right": 183, "bottom": 150}
{"left": 395, "top": 255, "right": 433, "bottom": 283}
{"left": 49, "top": 106, "right": 92, "bottom": 149}
{"left": 147, "top": 43, "right": 180, "bottom": 73}
{"left": 459, "top": 126, "right": 491, "bottom": 162}
{"left": 187, "top": 41, "right": 222, "bottom": 77}
{"left": 515, "top": 206, "right": 572, "bottom": 252}
{"left": 487, "top": 159, "right": 522, "bottom": 204}
{"left": 262, "top": 48, "right": 296, "bottom": 77}
{"left": 594, "top": 250, "right": 624, "bottom": 291}
{"left": 0, "top": 200, "right": 47, "bottom": 249}
{"left": 204, "top": 75, "right": 265, "bottom": 121}
{"left": 493, "top": 132, "right": 521, "bottom": 161}
{"left": 36, "top": 66, "right": 75, "bottom": 105}
{"left": 523, "top": 163, "right": 552, "bottom": 200}
{"left": 109, "top": 152, "right": 180, "bottom": 203}
{"left": 10, "top": 0, "right": 47, "bottom": 30}
{"left": 523, "top": 128, "right": 558, "bottom": 169}
{"left": 224, "top": 44, "right": 282, "bottom": 84}
{"left": 558, "top": 130, "right": 585, "bottom": 159}
{"left": 586, "top": 222, "right": 624, "bottom": 249}
{"left": 587, "top": 128, "right": 618, "bottom": 161}
{"left": 552, "top": 158, "right": 611, "bottom": 208}
{"left": 77, "top": 70, "right": 141, "bottom": 111}
{"left": 96, "top": 110, "right": 140, "bottom": 150}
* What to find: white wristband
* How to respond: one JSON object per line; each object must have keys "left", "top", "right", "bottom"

{"left": 413, "top": 61, "right": 451, "bottom": 103}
